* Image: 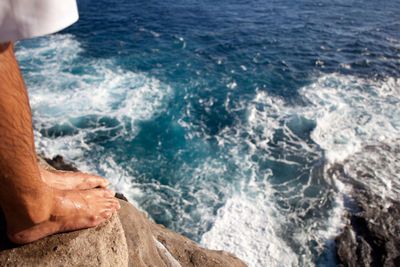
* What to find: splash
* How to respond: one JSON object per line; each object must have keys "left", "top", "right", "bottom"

{"left": 16, "top": 34, "right": 172, "bottom": 203}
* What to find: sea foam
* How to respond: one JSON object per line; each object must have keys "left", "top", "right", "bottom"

{"left": 201, "top": 73, "right": 400, "bottom": 266}
{"left": 16, "top": 34, "right": 400, "bottom": 267}
{"left": 16, "top": 34, "right": 172, "bottom": 204}
{"left": 200, "top": 86, "right": 342, "bottom": 266}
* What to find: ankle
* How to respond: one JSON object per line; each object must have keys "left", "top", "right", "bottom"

{"left": 24, "top": 187, "right": 54, "bottom": 224}
{"left": 2, "top": 184, "right": 54, "bottom": 231}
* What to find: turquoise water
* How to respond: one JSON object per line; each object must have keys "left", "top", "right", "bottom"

{"left": 16, "top": 0, "right": 400, "bottom": 266}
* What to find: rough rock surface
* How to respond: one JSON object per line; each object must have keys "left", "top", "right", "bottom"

{"left": 330, "top": 159, "right": 400, "bottom": 267}
{"left": 118, "top": 199, "right": 247, "bottom": 267}
{"left": 0, "top": 156, "right": 247, "bottom": 266}
{"left": 0, "top": 212, "right": 129, "bottom": 266}
{"left": 41, "top": 155, "right": 79, "bottom": 172}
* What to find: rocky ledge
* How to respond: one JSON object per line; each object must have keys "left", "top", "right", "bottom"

{"left": 0, "top": 156, "right": 246, "bottom": 267}
{"left": 331, "top": 142, "right": 400, "bottom": 267}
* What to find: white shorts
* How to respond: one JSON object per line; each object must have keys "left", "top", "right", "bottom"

{"left": 0, "top": 0, "right": 78, "bottom": 43}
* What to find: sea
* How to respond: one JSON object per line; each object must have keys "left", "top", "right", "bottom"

{"left": 14, "top": 0, "right": 400, "bottom": 266}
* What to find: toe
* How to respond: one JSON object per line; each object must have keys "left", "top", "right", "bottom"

{"left": 93, "top": 188, "right": 115, "bottom": 198}
{"left": 105, "top": 200, "right": 117, "bottom": 209}
{"left": 99, "top": 179, "right": 109, "bottom": 188}
{"left": 87, "top": 176, "right": 109, "bottom": 188}
{"left": 104, "top": 189, "right": 115, "bottom": 197}
{"left": 87, "top": 174, "right": 109, "bottom": 188}
{"left": 101, "top": 211, "right": 113, "bottom": 219}
{"left": 110, "top": 199, "right": 120, "bottom": 210}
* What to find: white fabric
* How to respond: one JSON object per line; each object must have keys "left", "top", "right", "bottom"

{"left": 0, "top": 0, "right": 78, "bottom": 43}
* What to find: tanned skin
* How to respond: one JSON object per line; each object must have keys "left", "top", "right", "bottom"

{"left": 0, "top": 42, "right": 120, "bottom": 244}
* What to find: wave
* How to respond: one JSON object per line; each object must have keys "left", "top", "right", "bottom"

{"left": 201, "top": 73, "right": 399, "bottom": 266}
{"left": 16, "top": 34, "right": 172, "bottom": 203}
{"left": 16, "top": 34, "right": 400, "bottom": 266}
{"left": 302, "top": 74, "right": 400, "bottom": 164}
{"left": 302, "top": 74, "right": 400, "bottom": 201}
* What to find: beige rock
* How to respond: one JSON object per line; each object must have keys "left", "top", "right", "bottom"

{"left": 118, "top": 200, "right": 247, "bottom": 267}
{"left": 0, "top": 214, "right": 128, "bottom": 266}
{"left": 0, "top": 156, "right": 247, "bottom": 266}
{"left": 0, "top": 198, "right": 246, "bottom": 267}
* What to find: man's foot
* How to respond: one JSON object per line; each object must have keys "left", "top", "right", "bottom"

{"left": 6, "top": 187, "right": 120, "bottom": 244}
{"left": 39, "top": 166, "right": 109, "bottom": 190}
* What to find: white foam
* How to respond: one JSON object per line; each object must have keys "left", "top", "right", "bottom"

{"left": 201, "top": 186, "right": 345, "bottom": 266}
{"left": 200, "top": 72, "right": 400, "bottom": 266}
{"left": 300, "top": 74, "right": 400, "bottom": 164}
{"left": 201, "top": 195, "right": 299, "bottom": 267}
{"left": 16, "top": 34, "right": 172, "bottom": 203}
{"left": 17, "top": 35, "right": 399, "bottom": 266}
{"left": 298, "top": 72, "right": 400, "bottom": 201}
{"left": 342, "top": 139, "right": 400, "bottom": 201}
{"left": 201, "top": 73, "right": 399, "bottom": 266}
{"left": 200, "top": 87, "right": 345, "bottom": 266}
{"left": 339, "top": 63, "right": 351, "bottom": 69}
{"left": 227, "top": 81, "right": 237, "bottom": 89}
{"left": 299, "top": 74, "right": 400, "bottom": 200}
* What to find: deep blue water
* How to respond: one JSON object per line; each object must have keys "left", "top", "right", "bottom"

{"left": 16, "top": 0, "right": 400, "bottom": 266}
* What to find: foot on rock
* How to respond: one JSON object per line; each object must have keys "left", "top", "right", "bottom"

{"left": 6, "top": 188, "right": 120, "bottom": 244}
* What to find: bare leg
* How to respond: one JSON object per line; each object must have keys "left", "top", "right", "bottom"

{"left": 0, "top": 42, "right": 120, "bottom": 244}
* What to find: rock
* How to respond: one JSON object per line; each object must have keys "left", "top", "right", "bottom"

{"left": 1, "top": 199, "right": 247, "bottom": 267}
{"left": 335, "top": 226, "right": 358, "bottom": 267}
{"left": 0, "top": 156, "right": 247, "bottom": 266}
{"left": 331, "top": 155, "right": 400, "bottom": 267}
{"left": 117, "top": 199, "right": 170, "bottom": 267}
{"left": 41, "top": 155, "right": 79, "bottom": 172}
{"left": 42, "top": 156, "right": 247, "bottom": 266}
{"left": 0, "top": 212, "right": 129, "bottom": 266}
{"left": 116, "top": 192, "right": 129, "bottom": 202}
{"left": 335, "top": 190, "right": 400, "bottom": 267}
{"left": 118, "top": 199, "right": 247, "bottom": 267}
